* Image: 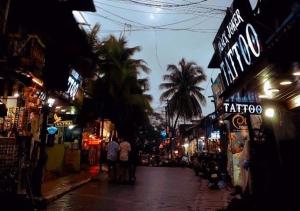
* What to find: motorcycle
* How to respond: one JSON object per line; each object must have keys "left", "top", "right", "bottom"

{"left": 206, "top": 160, "right": 220, "bottom": 189}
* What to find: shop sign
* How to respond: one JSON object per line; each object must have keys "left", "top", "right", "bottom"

{"left": 212, "top": 0, "right": 261, "bottom": 89}
{"left": 54, "top": 120, "right": 73, "bottom": 127}
{"left": 230, "top": 114, "right": 248, "bottom": 131}
{"left": 223, "top": 102, "right": 262, "bottom": 114}
{"left": 66, "top": 69, "right": 81, "bottom": 100}
{"left": 47, "top": 126, "right": 58, "bottom": 135}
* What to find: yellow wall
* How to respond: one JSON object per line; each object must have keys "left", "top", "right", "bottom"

{"left": 46, "top": 144, "right": 65, "bottom": 172}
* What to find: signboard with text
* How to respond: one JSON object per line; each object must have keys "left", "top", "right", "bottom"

{"left": 223, "top": 102, "right": 262, "bottom": 114}
{"left": 212, "top": 0, "right": 262, "bottom": 90}
{"left": 64, "top": 69, "right": 81, "bottom": 101}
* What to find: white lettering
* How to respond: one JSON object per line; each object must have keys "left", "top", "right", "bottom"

{"left": 236, "top": 104, "right": 242, "bottom": 112}
{"left": 227, "top": 49, "right": 239, "bottom": 79}
{"left": 225, "top": 57, "right": 235, "bottom": 84}
{"left": 220, "top": 62, "right": 230, "bottom": 86}
{"left": 231, "top": 42, "right": 244, "bottom": 72}
{"left": 256, "top": 105, "right": 263, "bottom": 114}
{"left": 246, "top": 24, "right": 260, "bottom": 57}
{"left": 230, "top": 104, "right": 236, "bottom": 113}
{"left": 238, "top": 34, "right": 251, "bottom": 66}
{"left": 227, "top": 9, "right": 244, "bottom": 39}
{"left": 249, "top": 105, "right": 255, "bottom": 113}
{"left": 224, "top": 103, "right": 230, "bottom": 112}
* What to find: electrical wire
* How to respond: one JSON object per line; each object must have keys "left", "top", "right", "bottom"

{"left": 93, "top": 6, "right": 218, "bottom": 32}
{"left": 95, "top": 0, "right": 223, "bottom": 16}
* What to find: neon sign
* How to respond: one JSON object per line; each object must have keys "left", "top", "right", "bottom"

{"left": 67, "top": 69, "right": 80, "bottom": 100}
{"left": 212, "top": 1, "right": 261, "bottom": 89}
{"left": 223, "top": 102, "right": 262, "bottom": 114}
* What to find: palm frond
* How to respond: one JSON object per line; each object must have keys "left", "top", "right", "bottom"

{"left": 160, "top": 88, "right": 177, "bottom": 102}
{"left": 159, "top": 82, "right": 177, "bottom": 90}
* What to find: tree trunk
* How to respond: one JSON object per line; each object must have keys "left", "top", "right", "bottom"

{"left": 170, "top": 111, "right": 180, "bottom": 159}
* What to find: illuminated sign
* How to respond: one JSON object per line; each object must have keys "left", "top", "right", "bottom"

{"left": 161, "top": 130, "right": 167, "bottom": 139}
{"left": 67, "top": 69, "right": 81, "bottom": 100}
{"left": 223, "top": 102, "right": 262, "bottom": 114}
{"left": 212, "top": 0, "right": 261, "bottom": 89}
{"left": 231, "top": 114, "right": 248, "bottom": 130}
{"left": 54, "top": 120, "right": 73, "bottom": 127}
{"left": 47, "top": 126, "right": 58, "bottom": 135}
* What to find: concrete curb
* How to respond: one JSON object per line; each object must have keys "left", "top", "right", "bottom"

{"left": 42, "top": 177, "right": 92, "bottom": 204}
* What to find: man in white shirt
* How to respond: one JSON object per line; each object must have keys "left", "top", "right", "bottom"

{"left": 119, "top": 138, "right": 131, "bottom": 183}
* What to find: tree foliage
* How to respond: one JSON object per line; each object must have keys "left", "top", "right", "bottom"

{"left": 160, "top": 58, "right": 206, "bottom": 130}
{"left": 81, "top": 25, "right": 152, "bottom": 139}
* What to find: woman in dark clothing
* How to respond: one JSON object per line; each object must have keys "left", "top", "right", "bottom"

{"left": 99, "top": 141, "right": 107, "bottom": 173}
{"left": 129, "top": 141, "right": 139, "bottom": 182}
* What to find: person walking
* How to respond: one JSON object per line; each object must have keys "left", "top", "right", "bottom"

{"left": 129, "top": 139, "right": 139, "bottom": 183}
{"left": 119, "top": 138, "right": 131, "bottom": 183}
{"left": 107, "top": 137, "right": 120, "bottom": 182}
{"left": 99, "top": 141, "right": 107, "bottom": 173}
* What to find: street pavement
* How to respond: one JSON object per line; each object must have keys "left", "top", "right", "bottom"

{"left": 46, "top": 166, "right": 232, "bottom": 211}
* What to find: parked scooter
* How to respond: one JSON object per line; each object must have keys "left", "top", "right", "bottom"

{"left": 206, "top": 160, "right": 220, "bottom": 189}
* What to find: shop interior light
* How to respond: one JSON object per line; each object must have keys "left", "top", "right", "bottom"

{"left": 0, "top": 101, "right": 3, "bottom": 105}
{"left": 14, "top": 93, "right": 19, "bottom": 98}
{"left": 55, "top": 106, "right": 61, "bottom": 109}
{"left": 183, "top": 143, "right": 189, "bottom": 148}
{"left": 280, "top": 81, "right": 292, "bottom": 85}
{"left": 263, "top": 81, "right": 273, "bottom": 97}
{"left": 68, "top": 125, "right": 75, "bottom": 130}
{"left": 32, "top": 77, "right": 43, "bottom": 87}
{"left": 200, "top": 136, "right": 205, "bottom": 139}
{"left": 268, "top": 88, "right": 280, "bottom": 93}
{"left": 47, "top": 98, "right": 55, "bottom": 107}
{"left": 293, "top": 71, "right": 300, "bottom": 76}
{"left": 292, "top": 95, "right": 300, "bottom": 108}
{"left": 219, "top": 120, "right": 224, "bottom": 124}
{"left": 265, "top": 108, "right": 275, "bottom": 118}
{"left": 61, "top": 109, "right": 66, "bottom": 113}
{"left": 259, "top": 94, "right": 272, "bottom": 99}
{"left": 70, "top": 107, "right": 76, "bottom": 114}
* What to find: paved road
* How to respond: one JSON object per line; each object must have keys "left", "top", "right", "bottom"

{"left": 46, "top": 167, "right": 232, "bottom": 211}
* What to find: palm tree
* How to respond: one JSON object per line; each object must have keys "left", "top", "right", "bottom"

{"left": 159, "top": 58, "right": 207, "bottom": 143}
{"left": 90, "top": 34, "right": 152, "bottom": 139}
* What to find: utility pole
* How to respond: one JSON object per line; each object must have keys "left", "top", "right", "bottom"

{"left": 164, "top": 100, "right": 172, "bottom": 159}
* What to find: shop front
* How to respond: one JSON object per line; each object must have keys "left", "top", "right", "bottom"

{"left": 81, "top": 119, "right": 116, "bottom": 166}
{"left": 209, "top": 0, "right": 300, "bottom": 208}
{"left": 0, "top": 36, "right": 46, "bottom": 194}
{"left": 43, "top": 68, "right": 85, "bottom": 176}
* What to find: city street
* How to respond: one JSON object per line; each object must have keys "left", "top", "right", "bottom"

{"left": 46, "top": 167, "right": 232, "bottom": 211}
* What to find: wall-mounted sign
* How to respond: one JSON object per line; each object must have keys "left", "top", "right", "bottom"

{"left": 223, "top": 102, "right": 262, "bottom": 114}
{"left": 212, "top": 0, "right": 261, "bottom": 89}
{"left": 231, "top": 114, "right": 248, "bottom": 131}
{"left": 54, "top": 120, "right": 73, "bottom": 127}
{"left": 47, "top": 126, "right": 58, "bottom": 135}
{"left": 66, "top": 69, "right": 81, "bottom": 100}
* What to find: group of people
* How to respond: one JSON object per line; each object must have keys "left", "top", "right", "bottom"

{"left": 99, "top": 137, "right": 139, "bottom": 184}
